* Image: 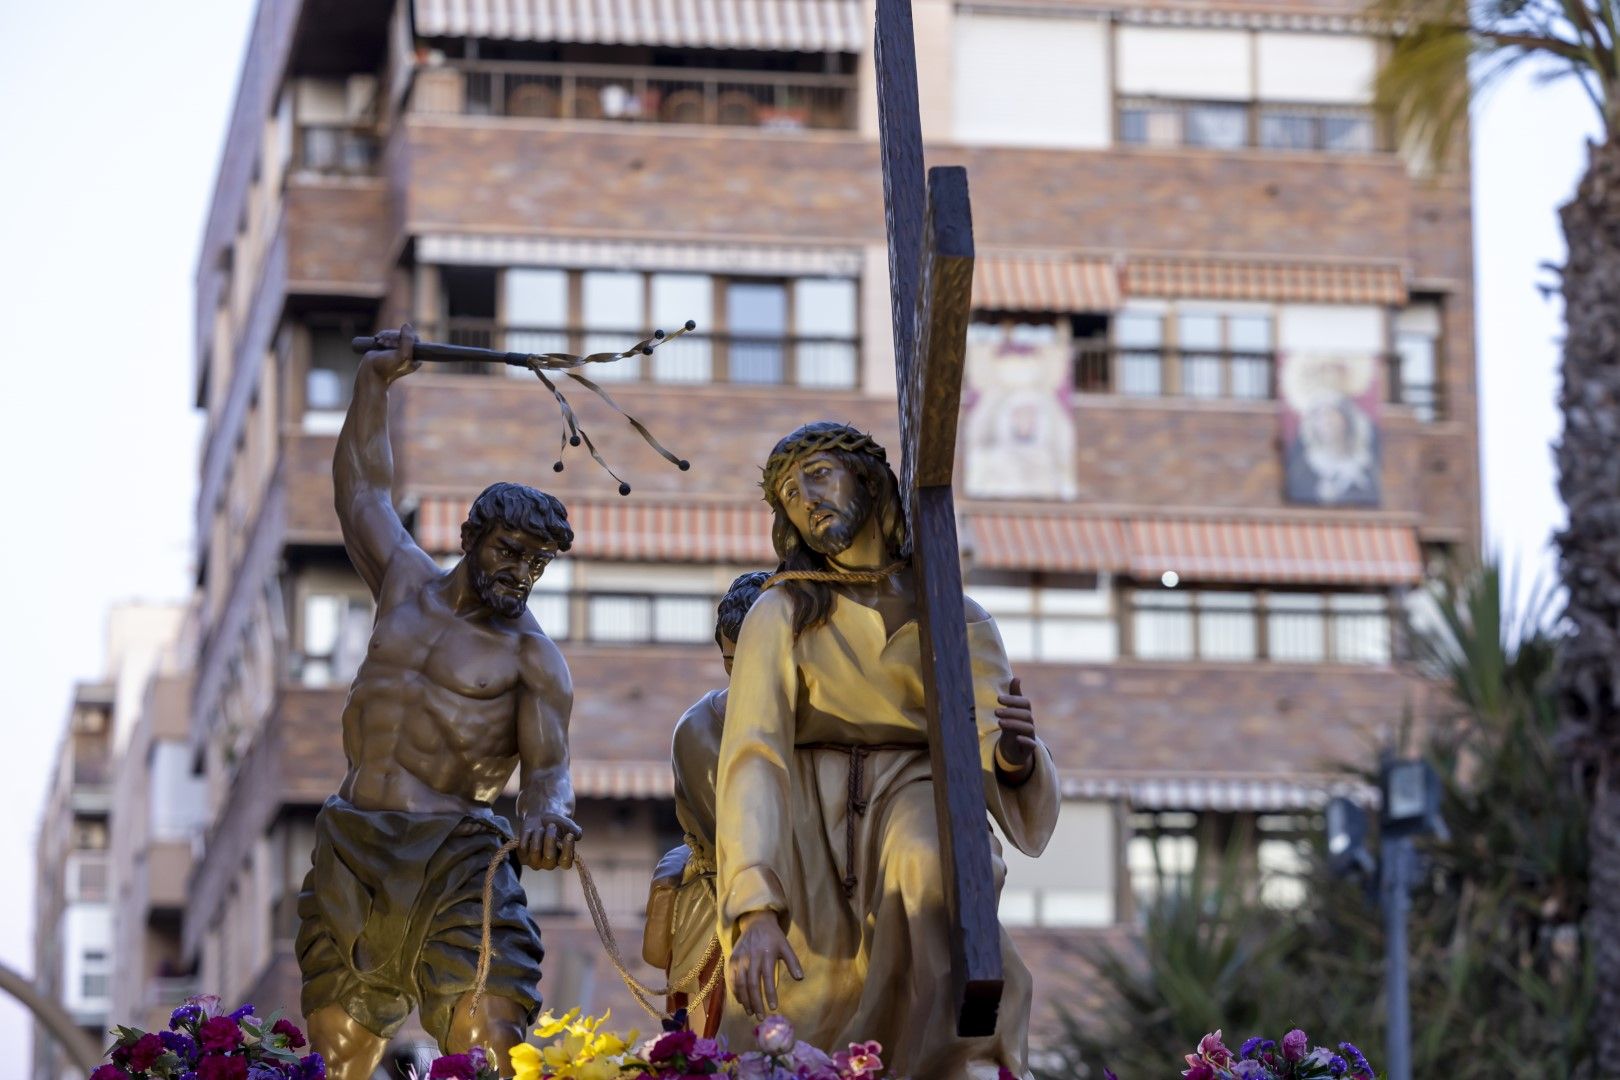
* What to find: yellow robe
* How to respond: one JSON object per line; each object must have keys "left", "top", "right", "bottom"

{"left": 715, "top": 588, "right": 1060, "bottom": 1080}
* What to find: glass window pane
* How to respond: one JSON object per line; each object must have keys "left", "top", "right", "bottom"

{"left": 582, "top": 271, "right": 642, "bottom": 330}
{"left": 505, "top": 269, "right": 568, "bottom": 327}
{"left": 727, "top": 281, "right": 787, "bottom": 334}
{"left": 1230, "top": 354, "right": 1272, "bottom": 399}
{"left": 1116, "top": 312, "right": 1164, "bottom": 348}
{"left": 794, "top": 278, "right": 857, "bottom": 337}
{"left": 1038, "top": 618, "right": 1116, "bottom": 662}
{"left": 1324, "top": 115, "right": 1375, "bottom": 153}
{"left": 1197, "top": 592, "right": 1257, "bottom": 660}
{"left": 999, "top": 889, "right": 1037, "bottom": 926}
{"left": 304, "top": 595, "right": 340, "bottom": 655}
{"left": 1229, "top": 314, "right": 1272, "bottom": 352}
{"left": 583, "top": 332, "right": 642, "bottom": 381}
{"left": 1259, "top": 111, "right": 1314, "bottom": 150}
{"left": 1331, "top": 594, "right": 1390, "bottom": 664}
{"left": 1133, "top": 592, "right": 1193, "bottom": 660}
{"left": 1186, "top": 104, "right": 1246, "bottom": 148}
{"left": 796, "top": 341, "right": 857, "bottom": 388}
{"left": 654, "top": 596, "right": 713, "bottom": 643}
{"left": 308, "top": 328, "right": 361, "bottom": 411}
{"left": 527, "top": 592, "right": 570, "bottom": 639}
{"left": 588, "top": 595, "right": 651, "bottom": 642}
{"left": 1118, "top": 108, "right": 1148, "bottom": 145}
{"left": 972, "top": 586, "right": 1036, "bottom": 615}
{"left": 1181, "top": 353, "right": 1223, "bottom": 398}
{"left": 1178, "top": 313, "right": 1221, "bottom": 350}
{"left": 997, "top": 616, "right": 1037, "bottom": 662}
{"left": 1267, "top": 594, "right": 1326, "bottom": 662}
{"left": 652, "top": 274, "right": 713, "bottom": 382}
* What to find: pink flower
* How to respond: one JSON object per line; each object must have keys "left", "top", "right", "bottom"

{"left": 428, "top": 1053, "right": 479, "bottom": 1079}
{"left": 1182, "top": 1063, "right": 1215, "bottom": 1080}
{"left": 128, "top": 1033, "right": 166, "bottom": 1071}
{"left": 651, "top": 1028, "right": 698, "bottom": 1062}
{"left": 754, "top": 1015, "right": 796, "bottom": 1055}
{"left": 89, "top": 1067, "right": 129, "bottom": 1080}
{"left": 833, "top": 1040, "right": 883, "bottom": 1079}
{"left": 1197, "top": 1031, "right": 1233, "bottom": 1067}
{"left": 1282, "top": 1029, "right": 1309, "bottom": 1062}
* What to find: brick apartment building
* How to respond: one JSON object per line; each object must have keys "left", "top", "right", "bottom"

{"left": 157, "top": 0, "right": 1474, "bottom": 1065}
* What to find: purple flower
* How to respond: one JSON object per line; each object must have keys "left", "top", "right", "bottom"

{"left": 188, "top": 995, "right": 223, "bottom": 1018}
{"left": 1329, "top": 1055, "right": 1349, "bottom": 1076}
{"left": 128, "top": 1033, "right": 167, "bottom": 1071}
{"left": 228, "top": 1004, "right": 255, "bottom": 1022}
{"left": 1104, "top": 1071, "right": 1119, "bottom": 1080}
{"left": 787, "top": 1041, "right": 833, "bottom": 1072}
{"left": 291, "top": 1054, "right": 326, "bottom": 1080}
{"left": 161, "top": 1031, "right": 198, "bottom": 1061}
{"left": 247, "top": 1067, "right": 285, "bottom": 1080}
{"left": 1240, "top": 1037, "right": 1265, "bottom": 1059}
{"left": 690, "top": 1037, "right": 729, "bottom": 1064}
{"left": 651, "top": 1028, "right": 698, "bottom": 1062}
{"left": 1183, "top": 1064, "right": 1215, "bottom": 1080}
{"left": 270, "top": 1019, "right": 307, "bottom": 1050}
{"left": 1338, "top": 1042, "right": 1374, "bottom": 1079}
{"left": 755, "top": 1016, "right": 796, "bottom": 1055}
{"left": 832, "top": 1040, "right": 883, "bottom": 1079}
{"left": 1197, "top": 1031, "right": 1233, "bottom": 1067}
{"left": 428, "top": 1054, "right": 478, "bottom": 1079}
{"left": 170, "top": 1004, "right": 203, "bottom": 1031}
{"left": 89, "top": 1066, "right": 129, "bottom": 1080}
{"left": 1233, "top": 1063, "right": 1273, "bottom": 1080}
{"left": 198, "top": 1016, "right": 244, "bottom": 1053}
{"left": 1281, "top": 1029, "right": 1309, "bottom": 1063}
{"left": 196, "top": 1057, "right": 248, "bottom": 1080}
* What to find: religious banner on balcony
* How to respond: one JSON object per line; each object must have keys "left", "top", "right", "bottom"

{"left": 1278, "top": 351, "right": 1382, "bottom": 507}
{"left": 962, "top": 325, "right": 1079, "bottom": 501}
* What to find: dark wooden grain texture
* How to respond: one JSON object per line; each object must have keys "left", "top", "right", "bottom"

{"left": 875, "top": 0, "right": 925, "bottom": 503}
{"left": 913, "top": 168, "right": 974, "bottom": 488}
{"left": 875, "top": 0, "right": 1003, "bottom": 1035}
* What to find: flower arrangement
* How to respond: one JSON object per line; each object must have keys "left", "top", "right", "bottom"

{"left": 506, "top": 1009, "right": 918, "bottom": 1080}
{"left": 87, "top": 996, "right": 325, "bottom": 1080}
{"left": 1177, "top": 1029, "right": 1376, "bottom": 1080}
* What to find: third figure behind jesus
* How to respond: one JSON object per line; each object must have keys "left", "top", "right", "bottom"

{"left": 716, "top": 422, "right": 1059, "bottom": 1080}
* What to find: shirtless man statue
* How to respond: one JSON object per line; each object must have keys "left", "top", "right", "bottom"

{"left": 295, "top": 325, "right": 582, "bottom": 1079}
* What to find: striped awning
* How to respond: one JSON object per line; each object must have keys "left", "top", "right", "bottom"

{"left": 416, "top": 496, "right": 777, "bottom": 563}
{"left": 973, "top": 254, "right": 1120, "bottom": 313}
{"left": 417, "top": 233, "right": 863, "bottom": 277}
{"left": 1060, "top": 771, "right": 1371, "bottom": 811}
{"left": 412, "top": 0, "right": 867, "bottom": 51}
{"left": 1123, "top": 257, "right": 1408, "bottom": 305}
{"left": 967, "top": 512, "right": 1423, "bottom": 585}
{"left": 503, "top": 759, "right": 674, "bottom": 798}
{"left": 1127, "top": 518, "right": 1423, "bottom": 585}
{"left": 967, "top": 513, "right": 1130, "bottom": 573}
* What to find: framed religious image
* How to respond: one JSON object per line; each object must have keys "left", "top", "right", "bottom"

{"left": 963, "top": 322, "right": 1080, "bottom": 501}
{"left": 1278, "top": 351, "right": 1383, "bottom": 507}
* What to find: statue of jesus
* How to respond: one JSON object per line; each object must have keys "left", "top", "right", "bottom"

{"left": 715, "top": 421, "right": 1059, "bottom": 1079}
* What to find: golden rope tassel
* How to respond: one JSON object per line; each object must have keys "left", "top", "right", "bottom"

{"left": 471, "top": 840, "right": 724, "bottom": 1025}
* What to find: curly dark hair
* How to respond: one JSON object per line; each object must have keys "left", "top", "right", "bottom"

{"left": 459, "top": 482, "right": 574, "bottom": 554}
{"left": 715, "top": 570, "right": 771, "bottom": 647}
{"left": 760, "top": 422, "right": 907, "bottom": 639}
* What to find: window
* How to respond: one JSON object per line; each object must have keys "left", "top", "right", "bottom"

{"left": 651, "top": 274, "right": 713, "bottom": 382}
{"left": 1395, "top": 301, "right": 1443, "bottom": 421}
{"left": 1127, "top": 811, "right": 1200, "bottom": 906}
{"left": 81, "top": 950, "right": 110, "bottom": 1002}
{"left": 1116, "top": 311, "right": 1165, "bottom": 396}
{"left": 301, "top": 593, "right": 372, "bottom": 687}
{"left": 973, "top": 575, "right": 1117, "bottom": 662}
{"left": 504, "top": 268, "right": 569, "bottom": 369}
{"left": 304, "top": 322, "right": 366, "bottom": 431}
{"left": 1131, "top": 587, "right": 1390, "bottom": 664}
{"left": 583, "top": 270, "right": 645, "bottom": 381}
{"left": 1257, "top": 814, "right": 1313, "bottom": 908}
{"left": 75, "top": 858, "right": 109, "bottom": 902}
{"left": 726, "top": 281, "right": 788, "bottom": 384}
{"left": 527, "top": 560, "right": 571, "bottom": 640}
{"left": 794, "top": 279, "right": 859, "bottom": 388}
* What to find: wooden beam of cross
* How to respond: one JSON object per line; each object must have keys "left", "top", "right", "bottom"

{"left": 874, "top": 0, "right": 1004, "bottom": 1038}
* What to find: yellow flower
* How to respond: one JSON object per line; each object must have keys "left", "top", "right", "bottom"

{"left": 534, "top": 1007, "right": 583, "bottom": 1040}
{"left": 509, "top": 1042, "right": 542, "bottom": 1080}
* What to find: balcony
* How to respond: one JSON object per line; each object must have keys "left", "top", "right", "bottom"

{"left": 293, "top": 124, "right": 380, "bottom": 177}
{"left": 1117, "top": 97, "right": 1388, "bottom": 154}
{"left": 431, "top": 319, "right": 860, "bottom": 389}
{"left": 412, "top": 59, "right": 857, "bottom": 132}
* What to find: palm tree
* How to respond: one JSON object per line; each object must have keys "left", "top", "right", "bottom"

{"left": 1370, "top": 0, "right": 1620, "bottom": 1067}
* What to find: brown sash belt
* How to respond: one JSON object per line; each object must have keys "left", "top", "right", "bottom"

{"left": 796, "top": 741, "right": 924, "bottom": 897}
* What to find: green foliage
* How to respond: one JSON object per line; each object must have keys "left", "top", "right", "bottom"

{"left": 1368, "top": 0, "right": 1619, "bottom": 168}
{"left": 1043, "top": 563, "right": 1592, "bottom": 1079}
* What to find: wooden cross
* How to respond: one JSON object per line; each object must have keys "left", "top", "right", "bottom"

{"left": 874, "top": 0, "right": 1003, "bottom": 1038}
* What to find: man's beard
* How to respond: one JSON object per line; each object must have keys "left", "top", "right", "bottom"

{"left": 471, "top": 564, "right": 530, "bottom": 619}
{"left": 803, "top": 484, "right": 875, "bottom": 558}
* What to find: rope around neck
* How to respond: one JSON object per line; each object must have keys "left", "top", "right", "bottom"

{"left": 763, "top": 560, "right": 909, "bottom": 591}
{"left": 470, "top": 840, "right": 724, "bottom": 1024}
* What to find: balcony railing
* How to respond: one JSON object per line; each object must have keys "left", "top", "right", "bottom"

{"left": 413, "top": 59, "right": 857, "bottom": 132}
{"left": 1118, "top": 97, "right": 1387, "bottom": 154}
{"left": 1076, "top": 345, "right": 1444, "bottom": 417}
{"left": 434, "top": 319, "right": 860, "bottom": 388}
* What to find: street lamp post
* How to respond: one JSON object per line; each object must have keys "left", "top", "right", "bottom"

{"left": 1325, "top": 757, "right": 1446, "bottom": 1080}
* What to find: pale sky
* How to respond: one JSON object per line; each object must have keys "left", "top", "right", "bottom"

{"left": 0, "top": 0, "right": 1598, "bottom": 1067}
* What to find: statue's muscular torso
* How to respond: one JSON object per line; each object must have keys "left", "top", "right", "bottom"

{"left": 337, "top": 560, "right": 554, "bottom": 815}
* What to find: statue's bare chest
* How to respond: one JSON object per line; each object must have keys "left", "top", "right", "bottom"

{"left": 365, "top": 594, "right": 519, "bottom": 701}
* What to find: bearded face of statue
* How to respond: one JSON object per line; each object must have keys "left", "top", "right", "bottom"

{"left": 774, "top": 450, "right": 878, "bottom": 558}
{"left": 465, "top": 525, "right": 559, "bottom": 619}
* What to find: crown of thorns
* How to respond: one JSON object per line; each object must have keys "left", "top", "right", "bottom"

{"left": 760, "top": 422, "right": 890, "bottom": 507}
